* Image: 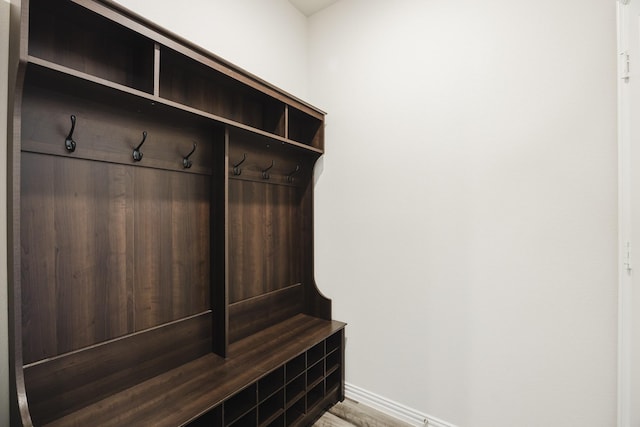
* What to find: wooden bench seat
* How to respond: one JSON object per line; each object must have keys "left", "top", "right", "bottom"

{"left": 34, "top": 314, "right": 345, "bottom": 427}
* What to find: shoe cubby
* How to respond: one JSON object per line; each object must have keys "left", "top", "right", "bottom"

{"left": 285, "top": 398, "right": 305, "bottom": 426}
{"left": 285, "top": 375, "right": 306, "bottom": 407}
{"left": 184, "top": 327, "right": 343, "bottom": 427}
{"left": 286, "top": 354, "right": 306, "bottom": 383}
{"left": 225, "top": 385, "right": 258, "bottom": 426}
{"left": 258, "top": 391, "right": 285, "bottom": 426}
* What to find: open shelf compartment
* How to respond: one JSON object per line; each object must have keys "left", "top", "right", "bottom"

{"left": 28, "top": 0, "right": 155, "bottom": 93}
{"left": 160, "top": 47, "right": 285, "bottom": 136}
{"left": 287, "top": 106, "right": 323, "bottom": 149}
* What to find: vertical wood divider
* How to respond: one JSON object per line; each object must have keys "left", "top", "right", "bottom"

{"left": 212, "top": 128, "right": 229, "bottom": 357}
{"left": 153, "top": 43, "right": 160, "bottom": 97}
{"left": 284, "top": 105, "right": 289, "bottom": 140}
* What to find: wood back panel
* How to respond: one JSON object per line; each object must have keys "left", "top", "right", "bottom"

{"left": 228, "top": 284, "right": 304, "bottom": 343}
{"left": 19, "top": 66, "right": 218, "bottom": 363}
{"left": 23, "top": 312, "right": 212, "bottom": 426}
{"left": 133, "top": 167, "right": 211, "bottom": 329}
{"left": 21, "top": 152, "right": 134, "bottom": 363}
{"left": 228, "top": 179, "right": 302, "bottom": 303}
{"left": 160, "top": 48, "right": 285, "bottom": 136}
{"left": 21, "top": 73, "right": 216, "bottom": 175}
{"left": 21, "top": 153, "right": 212, "bottom": 362}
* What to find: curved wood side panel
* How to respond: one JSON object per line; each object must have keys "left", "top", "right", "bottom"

{"left": 8, "top": 0, "right": 33, "bottom": 424}
{"left": 303, "top": 155, "right": 332, "bottom": 320}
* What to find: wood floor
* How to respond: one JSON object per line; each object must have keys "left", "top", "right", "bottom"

{"left": 313, "top": 399, "right": 415, "bottom": 427}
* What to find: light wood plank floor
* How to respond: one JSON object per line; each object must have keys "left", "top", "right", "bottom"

{"left": 313, "top": 399, "right": 414, "bottom": 427}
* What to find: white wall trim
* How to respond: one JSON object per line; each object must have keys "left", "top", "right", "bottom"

{"left": 344, "top": 383, "right": 457, "bottom": 427}
{"left": 617, "top": 1, "right": 632, "bottom": 426}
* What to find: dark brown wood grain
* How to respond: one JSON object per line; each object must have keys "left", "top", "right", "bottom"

{"left": 211, "top": 131, "right": 229, "bottom": 357}
{"left": 160, "top": 48, "right": 285, "bottom": 136}
{"left": 24, "top": 312, "right": 212, "bottom": 426}
{"left": 20, "top": 71, "right": 216, "bottom": 175}
{"left": 228, "top": 284, "right": 305, "bottom": 343}
{"left": 11, "top": 1, "right": 340, "bottom": 425}
{"left": 20, "top": 153, "right": 212, "bottom": 362}
{"left": 37, "top": 314, "right": 344, "bottom": 427}
{"left": 21, "top": 152, "right": 134, "bottom": 363}
{"left": 133, "top": 167, "right": 211, "bottom": 330}
{"left": 28, "top": 0, "right": 154, "bottom": 92}
{"left": 228, "top": 179, "right": 302, "bottom": 303}
{"left": 288, "top": 106, "right": 324, "bottom": 149}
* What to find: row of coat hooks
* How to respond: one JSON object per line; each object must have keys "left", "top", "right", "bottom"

{"left": 65, "top": 115, "right": 198, "bottom": 169}
{"left": 232, "top": 153, "right": 300, "bottom": 183}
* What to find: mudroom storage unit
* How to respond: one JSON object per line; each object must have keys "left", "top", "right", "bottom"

{"left": 7, "top": 0, "right": 345, "bottom": 425}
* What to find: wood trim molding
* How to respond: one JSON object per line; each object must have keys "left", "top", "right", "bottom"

{"left": 617, "top": 2, "right": 632, "bottom": 427}
{"left": 344, "top": 382, "right": 457, "bottom": 427}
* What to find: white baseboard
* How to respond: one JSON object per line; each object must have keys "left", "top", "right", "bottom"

{"left": 344, "top": 382, "right": 457, "bottom": 427}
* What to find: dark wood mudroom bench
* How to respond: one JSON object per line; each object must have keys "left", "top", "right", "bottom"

{"left": 32, "top": 315, "right": 345, "bottom": 427}
{"left": 7, "top": 0, "right": 344, "bottom": 425}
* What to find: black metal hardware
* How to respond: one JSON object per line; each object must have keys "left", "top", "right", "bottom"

{"left": 133, "top": 131, "right": 147, "bottom": 162}
{"left": 183, "top": 142, "right": 197, "bottom": 169}
{"left": 262, "top": 160, "right": 275, "bottom": 180}
{"left": 65, "top": 115, "right": 77, "bottom": 153}
{"left": 233, "top": 153, "right": 247, "bottom": 176}
{"left": 287, "top": 165, "right": 300, "bottom": 183}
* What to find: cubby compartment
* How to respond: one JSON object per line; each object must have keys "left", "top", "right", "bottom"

{"left": 288, "top": 106, "right": 323, "bottom": 149}
{"left": 160, "top": 48, "right": 285, "bottom": 136}
{"left": 286, "top": 354, "right": 306, "bottom": 383}
{"left": 326, "top": 369, "right": 341, "bottom": 394}
{"left": 326, "top": 349, "right": 340, "bottom": 375}
{"left": 259, "top": 367, "right": 285, "bottom": 401}
{"left": 225, "top": 385, "right": 257, "bottom": 426}
{"left": 326, "top": 332, "right": 341, "bottom": 354}
{"left": 258, "top": 390, "right": 285, "bottom": 426}
{"left": 285, "top": 398, "right": 305, "bottom": 426}
{"left": 266, "top": 414, "right": 285, "bottom": 427}
{"left": 229, "top": 408, "right": 257, "bottom": 427}
{"left": 285, "top": 375, "right": 306, "bottom": 407}
{"left": 306, "top": 360, "right": 324, "bottom": 390}
{"left": 28, "top": 0, "right": 154, "bottom": 92}
{"left": 307, "top": 382, "right": 325, "bottom": 410}
{"left": 187, "top": 405, "right": 223, "bottom": 427}
{"left": 307, "top": 342, "right": 324, "bottom": 367}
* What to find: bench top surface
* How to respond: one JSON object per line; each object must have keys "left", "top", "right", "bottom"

{"left": 44, "top": 314, "right": 346, "bottom": 427}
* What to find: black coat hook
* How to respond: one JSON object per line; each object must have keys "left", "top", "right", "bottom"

{"left": 183, "top": 142, "right": 197, "bottom": 169}
{"left": 287, "top": 165, "right": 300, "bottom": 183}
{"left": 65, "top": 115, "right": 77, "bottom": 153}
{"left": 133, "top": 131, "right": 147, "bottom": 162}
{"left": 233, "top": 153, "right": 247, "bottom": 176}
{"left": 262, "top": 160, "right": 275, "bottom": 180}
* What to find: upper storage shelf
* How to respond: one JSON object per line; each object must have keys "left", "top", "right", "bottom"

{"left": 28, "top": 0, "right": 155, "bottom": 93}
{"left": 24, "top": 0, "right": 326, "bottom": 153}
{"left": 160, "top": 47, "right": 285, "bottom": 138}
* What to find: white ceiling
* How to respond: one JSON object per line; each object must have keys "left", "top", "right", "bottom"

{"left": 288, "top": 0, "right": 339, "bottom": 16}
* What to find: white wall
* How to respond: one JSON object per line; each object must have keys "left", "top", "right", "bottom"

{"left": 1, "top": 1, "right": 619, "bottom": 427}
{"left": 309, "top": 1, "right": 618, "bottom": 426}
{"left": 112, "top": 0, "right": 309, "bottom": 100}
